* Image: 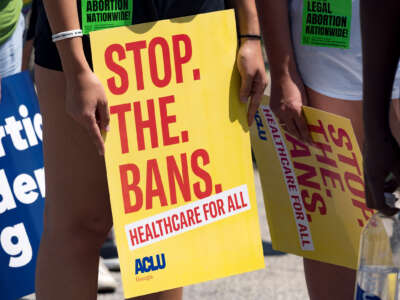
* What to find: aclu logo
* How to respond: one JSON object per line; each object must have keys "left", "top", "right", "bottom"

{"left": 254, "top": 111, "right": 267, "bottom": 141}
{"left": 135, "top": 253, "right": 166, "bottom": 275}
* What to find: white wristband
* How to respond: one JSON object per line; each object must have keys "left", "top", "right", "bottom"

{"left": 52, "top": 29, "right": 83, "bottom": 43}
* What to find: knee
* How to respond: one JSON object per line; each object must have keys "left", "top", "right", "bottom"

{"left": 75, "top": 213, "right": 113, "bottom": 244}
{"left": 42, "top": 204, "right": 113, "bottom": 248}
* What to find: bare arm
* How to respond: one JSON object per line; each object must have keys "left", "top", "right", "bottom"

{"left": 42, "top": 0, "right": 109, "bottom": 155}
{"left": 229, "top": 0, "right": 268, "bottom": 126}
{"left": 360, "top": 0, "right": 400, "bottom": 213}
{"left": 256, "top": 0, "right": 311, "bottom": 142}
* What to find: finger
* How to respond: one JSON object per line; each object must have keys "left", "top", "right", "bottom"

{"left": 97, "top": 100, "right": 110, "bottom": 132}
{"left": 84, "top": 116, "right": 105, "bottom": 156}
{"left": 239, "top": 74, "right": 252, "bottom": 103}
{"left": 280, "top": 123, "right": 288, "bottom": 131}
{"left": 294, "top": 112, "right": 313, "bottom": 144}
{"left": 284, "top": 118, "right": 301, "bottom": 140}
{"left": 247, "top": 77, "right": 265, "bottom": 126}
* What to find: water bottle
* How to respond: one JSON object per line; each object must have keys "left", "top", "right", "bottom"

{"left": 355, "top": 197, "right": 400, "bottom": 300}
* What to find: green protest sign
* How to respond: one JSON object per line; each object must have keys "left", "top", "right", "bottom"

{"left": 302, "top": 0, "right": 352, "bottom": 49}
{"left": 81, "top": 0, "right": 133, "bottom": 34}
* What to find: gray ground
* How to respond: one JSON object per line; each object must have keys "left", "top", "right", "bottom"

{"left": 22, "top": 169, "right": 309, "bottom": 300}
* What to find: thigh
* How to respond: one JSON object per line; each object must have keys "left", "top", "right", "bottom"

{"left": 304, "top": 87, "right": 360, "bottom": 300}
{"left": 306, "top": 87, "right": 364, "bottom": 149}
{"left": 35, "top": 65, "right": 112, "bottom": 236}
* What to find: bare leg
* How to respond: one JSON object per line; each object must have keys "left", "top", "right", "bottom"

{"left": 35, "top": 65, "right": 113, "bottom": 300}
{"left": 35, "top": 65, "right": 183, "bottom": 300}
{"left": 129, "top": 288, "right": 183, "bottom": 300}
{"left": 303, "top": 87, "right": 361, "bottom": 300}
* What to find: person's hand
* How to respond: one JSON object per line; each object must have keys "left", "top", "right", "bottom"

{"left": 237, "top": 39, "right": 268, "bottom": 126}
{"left": 364, "top": 130, "right": 400, "bottom": 215}
{"left": 65, "top": 69, "right": 109, "bottom": 155}
{"left": 269, "top": 71, "right": 312, "bottom": 143}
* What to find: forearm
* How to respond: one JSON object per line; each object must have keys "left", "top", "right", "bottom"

{"left": 231, "top": 0, "right": 260, "bottom": 36}
{"left": 42, "top": 0, "right": 89, "bottom": 76}
{"left": 360, "top": 0, "right": 400, "bottom": 138}
{"left": 256, "top": 0, "right": 297, "bottom": 78}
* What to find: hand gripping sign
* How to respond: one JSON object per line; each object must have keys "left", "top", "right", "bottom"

{"left": 0, "top": 72, "right": 45, "bottom": 300}
{"left": 90, "top": 10, "right": 264, "bottom": 298}
{"left": 251, "top": 96, "right": 371, "bottom": 269}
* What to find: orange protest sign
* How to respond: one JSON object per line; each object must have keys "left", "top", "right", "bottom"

{"left": 90, "top": 10, "right": 264, "bottom": 298}
{"left": 251, "top": 96, "right": 372, "bottom": 269}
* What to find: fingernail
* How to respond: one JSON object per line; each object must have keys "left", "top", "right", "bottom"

{"left": 106, "top": 125, "right": 110, "bottom": 132}
{"left": 240, "top": 96, "right": 248, "bottom": 103}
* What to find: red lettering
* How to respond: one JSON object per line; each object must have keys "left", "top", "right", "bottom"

{"left": 151, "top": 222, "right": 160, "bottom": 238}
{"left": 125, "top": 40, "right": 146, "bottom": 90}
{"left": 191, "top": 149, "right": 213, "bottom": 199}
{"left": 138, "top": 226, "right": 145, "bottom": 243}
{"left": 352, "top": 198, "right": 374, "bottom": 227}
{"left": 301, "top": 189, "right": 327, "bottom": 216}
{"left": 216, "top": 199, "right": 226, "bottom": 215}
{"left": 345, "top": 172, "right": 365, "bottom": 198}
{"left": 320, "top": 168, "right": 345, "bottom": 191}
{"left": 186, "top": 209, "right": 195, "bottom": 226}
{"left": 294, "top": 162, "right": 321, "bottom": 190}
{"left": 164, "top": 217, "right": 173, "bottom": 234}
{"left": 299, "top": 224, "right": 309, "bottom": 232}
{"left": 133, "top": 99, "right": 158, "bottom": 151}
{"left": 119, "top": 164, "right": 142, "bottom": 213}
{"left": 110, "top": 103, "right": 131, "bottom": 154}
{"left": 129, "top": 228, "right": 139, "bottom": 246}
{"left": 166, "top": 153, "right": 191, "bottom": 204}
{"left": 285, "top": 133, "right": 311, "bottom": 158}
{"left": 172, "top": 34, "right": 192, "bottom": 83}
{"left": 328, "top": 125, "right": 353, "bottom": 151}
{"left": 313, "top": 142, "right": 338, "bottom": 168}
{"left": 194, "top": 206, "right": 201, "bottom": 223}
{"left": 180, "top": 211, "right": 188, "bottom": 228}
{"left": 145, "top": 224, "right": 154, "bottom": 240}
{"left": 156, "top": 219, "right": 164, "bottom": 236}
{"left": 309, "top": 120, "right": 329, "bottom": 142}
{"left": 338, "top": 152, "right": 361, "bottom": 176}
{"left": 159, "top": 95, "right": 179, "bottom": 146}
{"left": 171, "top": 214, "right": 180, "bottom": 231}
{"left": 105, "top": 44, "right": 129, "bottom": 95}
{"left": 146, "top": 159, "right": 167, "bottom": 209}
{"left": 148, "top": 37, "right": 172, "bottom": 87}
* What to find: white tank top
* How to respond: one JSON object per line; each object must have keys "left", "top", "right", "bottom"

{"left": 288, "top": 0, "right": 400, "bottom": 100}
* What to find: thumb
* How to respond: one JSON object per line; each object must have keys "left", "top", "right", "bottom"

{"left": 97, "top": 100, "right": 110, "bottom": 132}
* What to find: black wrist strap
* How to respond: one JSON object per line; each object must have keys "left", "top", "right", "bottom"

{"left": 239, "top": 34, "right": 261, "bottom": 40}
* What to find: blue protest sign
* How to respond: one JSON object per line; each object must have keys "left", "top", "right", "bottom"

{"left": 0, "top": 72, "right": 44, "bottom": 300}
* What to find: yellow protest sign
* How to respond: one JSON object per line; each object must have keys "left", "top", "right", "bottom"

{"left": 90, "top": 10, "right": 264, "bottom": 298}
{"left": 251, "top": 96, "right": 372, "bottom": 269}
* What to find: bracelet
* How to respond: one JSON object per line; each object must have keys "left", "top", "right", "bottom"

{"left": 52, "top": 29, "right": 83, "bottom": 43}
{"left": 239, "top": 34, "right": 262, "bottom": 40}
